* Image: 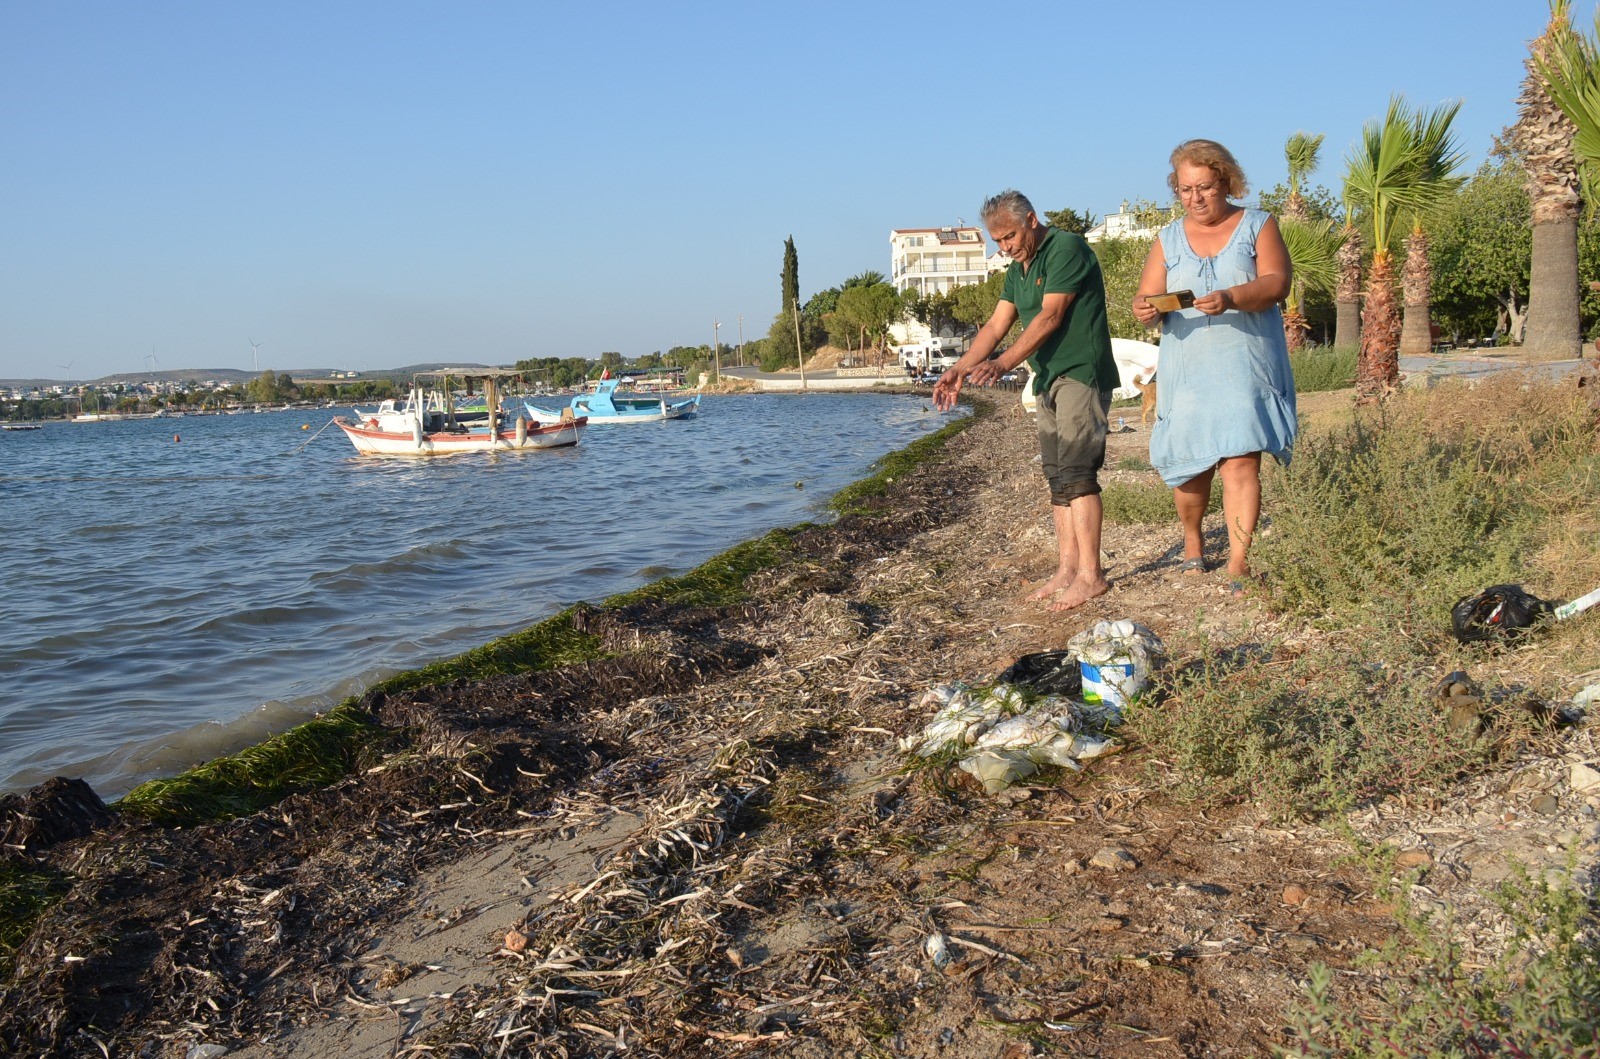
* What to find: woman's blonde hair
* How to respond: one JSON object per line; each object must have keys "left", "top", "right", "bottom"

{"left": 1167, "top": 139, "right": 1248, "bottom": 199}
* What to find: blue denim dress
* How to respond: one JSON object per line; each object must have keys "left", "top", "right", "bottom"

{"left": 1147, "top": 209, "right": 1297, "bottom": 488}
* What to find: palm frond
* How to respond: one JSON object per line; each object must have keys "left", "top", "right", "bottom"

{"left": 1285, "top": 131, "right": 1326, "bottom": 190}
{"left": 1345, "top": 97, "right": 1424, "bottom": 250}
{"left": 1281, "top": 217, "right": 1343, "bottom": 300}
{"left": 1344, "top": 95, "right": 1466, "bottom": 249}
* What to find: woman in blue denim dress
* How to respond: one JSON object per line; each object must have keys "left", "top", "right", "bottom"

{"left": 1131, "top": 139, "right": 1297, "bottom": 586}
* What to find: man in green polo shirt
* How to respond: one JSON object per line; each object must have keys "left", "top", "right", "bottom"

{"left": 932, "top": 189, "right": 1119, "bottom": 611}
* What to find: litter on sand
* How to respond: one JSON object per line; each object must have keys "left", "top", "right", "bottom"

{"left": 899, "top": 622, "right": 1165, "bottom": 794}
{"left": 1066, "top": 620, "right": 1165, "bottom": 710}
{"left": 896, "top": 682, "right": 1122, "bottom": 793}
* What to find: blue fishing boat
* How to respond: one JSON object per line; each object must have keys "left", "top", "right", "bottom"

{"left": 524, "top": 376, "right": 701, "bottom": 425}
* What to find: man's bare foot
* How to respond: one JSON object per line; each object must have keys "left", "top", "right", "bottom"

{"left": 1048, "top": 574, "right": 1111, "bottom": 612}
{"left": 1026, "top": 570, "right": 1075, "bottom": 602}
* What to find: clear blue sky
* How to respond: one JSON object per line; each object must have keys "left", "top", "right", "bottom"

{"left": 0, "top": 0, "right": 1568, "bottom": 381}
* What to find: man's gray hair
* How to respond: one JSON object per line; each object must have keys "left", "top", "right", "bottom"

{"left": 981, "top": 189, "right": 1035, "bottom": 225}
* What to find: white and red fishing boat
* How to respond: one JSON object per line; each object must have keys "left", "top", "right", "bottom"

{"left": 333, "top": 370, "right": 585, "bottom": 457}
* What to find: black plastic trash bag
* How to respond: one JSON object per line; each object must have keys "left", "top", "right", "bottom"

{"left": 997, "top": 651, "right": 1082, "bottom": 696}
{"left": 1450, "top": 584, "right": 1553, "bottom": 643}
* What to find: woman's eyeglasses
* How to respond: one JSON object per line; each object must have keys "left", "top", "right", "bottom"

{"left": 1178, "top": 181, "right": 1220, "bottom": 197}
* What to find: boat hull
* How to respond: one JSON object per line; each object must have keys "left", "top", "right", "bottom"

{"left": 333, "top": 416, "right": 585, "bottom": 456}
{"left": 523, "top": 394, "right": 699, "bottom": 425}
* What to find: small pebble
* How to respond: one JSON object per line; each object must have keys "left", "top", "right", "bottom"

{"left": 1090, "top": 847, "right": 1137, "bottom": 872}
{"left": 1282, "top": 883, "right": 1309, "bottom": 905}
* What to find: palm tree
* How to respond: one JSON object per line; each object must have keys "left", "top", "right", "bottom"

{"left": 1334, "top": 192, "right": 1363, "bottom": 350}
{"left": 1516, "top": 1, "right": 1584, "bottom": 360}
{"left": 1280, "top": 218, "right": 1344, "bottom": 351}
{"left": 841, "top": 270, "right": 887, "bottom": 289}
{"left": 1282, "top": 131, "right": 1325, "bottom": 222}
{"left": 1537, "top": 3, "right": 1600, "bottom": 196}
{"left": 1398, "top": 105, "right": 1467, "bottom": 357}
{"left": 1345, "top": 96, "right": 1461, "bottom": 399}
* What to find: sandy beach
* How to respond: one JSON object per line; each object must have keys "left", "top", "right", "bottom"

{"left": 2, "top": 386, "right": 1596, "bottom": 1058}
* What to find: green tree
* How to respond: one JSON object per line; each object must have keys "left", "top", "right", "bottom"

{"left": 949, "top": 271, "right": 1007, "bottom": 330}
{"left": 804, "top": 287, "right": 841, "bottom": 318}
{"left": 1089, "top": 236, "right": 1156, "bottom": 341}
{"left": 833, "top": 282, "right": 902, "bottom": 362}
{"left": 1428, "top": 159, "right": 1532, "bottom": 342}
{"left": 599, "top": 351, "right": 624, "bottom": 372}
{"left": 1044, "top": 206, "right": 1097, "bottom": 234}
{"left": 781, "top": 236, "right": 799, "bottom": 317}
{"left": 765, "top": 235, "right": 812, "bottom": 368}
{"left": 903, "top": 288, "right": 961, "bottom": 334}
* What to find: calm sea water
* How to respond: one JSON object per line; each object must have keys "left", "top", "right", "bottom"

{"left": 1, "top": 394, "right": 958, "bottom": 798}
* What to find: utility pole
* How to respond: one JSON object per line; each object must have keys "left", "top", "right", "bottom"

{"left": 737, "top": 315, "right": 744, "bottom": 367}
{"left": 713, "top": 320, "right": 721, "bottom": 383}
{"left": 793, "top": 299, "right": 806, "bottom": 390}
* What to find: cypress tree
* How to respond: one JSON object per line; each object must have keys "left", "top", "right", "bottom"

{"left": 781, "top": 236, "right": 799, "bottom": 314}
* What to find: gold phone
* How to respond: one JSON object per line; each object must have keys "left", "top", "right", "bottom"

{"left": 1146, "top": 290, "right": 1195, "bottom": 313}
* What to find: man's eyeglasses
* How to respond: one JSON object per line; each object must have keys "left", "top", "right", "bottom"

{"left": 1178, "top": 181, "right": 1220, "bottom": 197}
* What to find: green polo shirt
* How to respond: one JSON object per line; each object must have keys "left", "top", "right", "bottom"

{"left": 1002, "top": 228, "right": 1117, "bottom": 396}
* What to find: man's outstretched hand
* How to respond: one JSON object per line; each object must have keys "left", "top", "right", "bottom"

{"left": 931, "top": 370, "right": 963, "bottom": 411}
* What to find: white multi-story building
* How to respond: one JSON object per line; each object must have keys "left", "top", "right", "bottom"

{"left": 1085, "top": 201, "right": 1159, "bottom": 244}
{"left": 889, "top": 226, "right": 991, "bottom": 297}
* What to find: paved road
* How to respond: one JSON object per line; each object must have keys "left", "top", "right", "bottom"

{"left": 1400, "top": 349, "right": 1589, "bottom": 385}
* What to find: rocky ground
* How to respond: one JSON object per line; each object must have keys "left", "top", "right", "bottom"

{"left": 1, "top": 389, "right": 1596, "bottom": 1058}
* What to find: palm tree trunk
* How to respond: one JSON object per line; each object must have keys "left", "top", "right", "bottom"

{"left": 1357, "top": 253, "right": 1401, "bottom": 400}
{"left": 1515, "top": 9, "right": 1583, "bottom": 360}
{"left": 1525, "top": 215, "right": 1582, "bottom": 358}
{"left": 1335, "top": 227, "right": 1362, "bottom": 350}
{"left": 1399, "top": 229, "right": 1434, "bottom": 356}
{"left": 1282, "top": 307, "right": 1308, "bottom": 352}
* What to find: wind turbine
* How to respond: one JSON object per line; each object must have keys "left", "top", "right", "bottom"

{"left": 249, "top": 338, "right": 263, "bottom": 373}
{"left": 58, "top": 361, "right": 74, "bottom": 383}
{"left": 145, "top": 346, "right": 159, "bottom": 373}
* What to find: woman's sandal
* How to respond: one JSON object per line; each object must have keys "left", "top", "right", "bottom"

{"left": 1227, "top": 573, "right": 1266, "bottom": 598}
{"left": 1177, "top": 557, "right": 1208, "bottom": 575}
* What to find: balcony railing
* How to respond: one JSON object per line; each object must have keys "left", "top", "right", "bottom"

{"left": 893, "top": 261, "right": 989, "bottom": 276}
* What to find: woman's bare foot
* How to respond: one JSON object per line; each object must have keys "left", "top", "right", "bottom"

{"left": 1048, "top": 573, "right": 1111, "bottom": 612}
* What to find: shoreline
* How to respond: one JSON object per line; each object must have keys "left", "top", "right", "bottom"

{"left": 2, "top": 387, "right": 1595, "bottom": 1057}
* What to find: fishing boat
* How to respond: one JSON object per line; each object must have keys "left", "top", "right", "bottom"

{"left": 523, "top": 375, "right": 700, "bottom": 426}
{"left": 333, "top": 370, "right": 585, "bottom": 456}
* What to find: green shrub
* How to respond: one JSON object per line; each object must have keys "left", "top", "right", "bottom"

{"left": 1255, "top": 376, "right": 1600, "bottom": 637}
{"left": 1287, "top": 861, "right": 1600, "bottom": 1056}
{"left": 1127, "top": 630, "right": 1489, "bottom": 819}
{"left": 1101, "top": 478, "right": 1218, "bottom": 525}
{"left": 1291, "top": 345, "right": 1357, "bottom": 393}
